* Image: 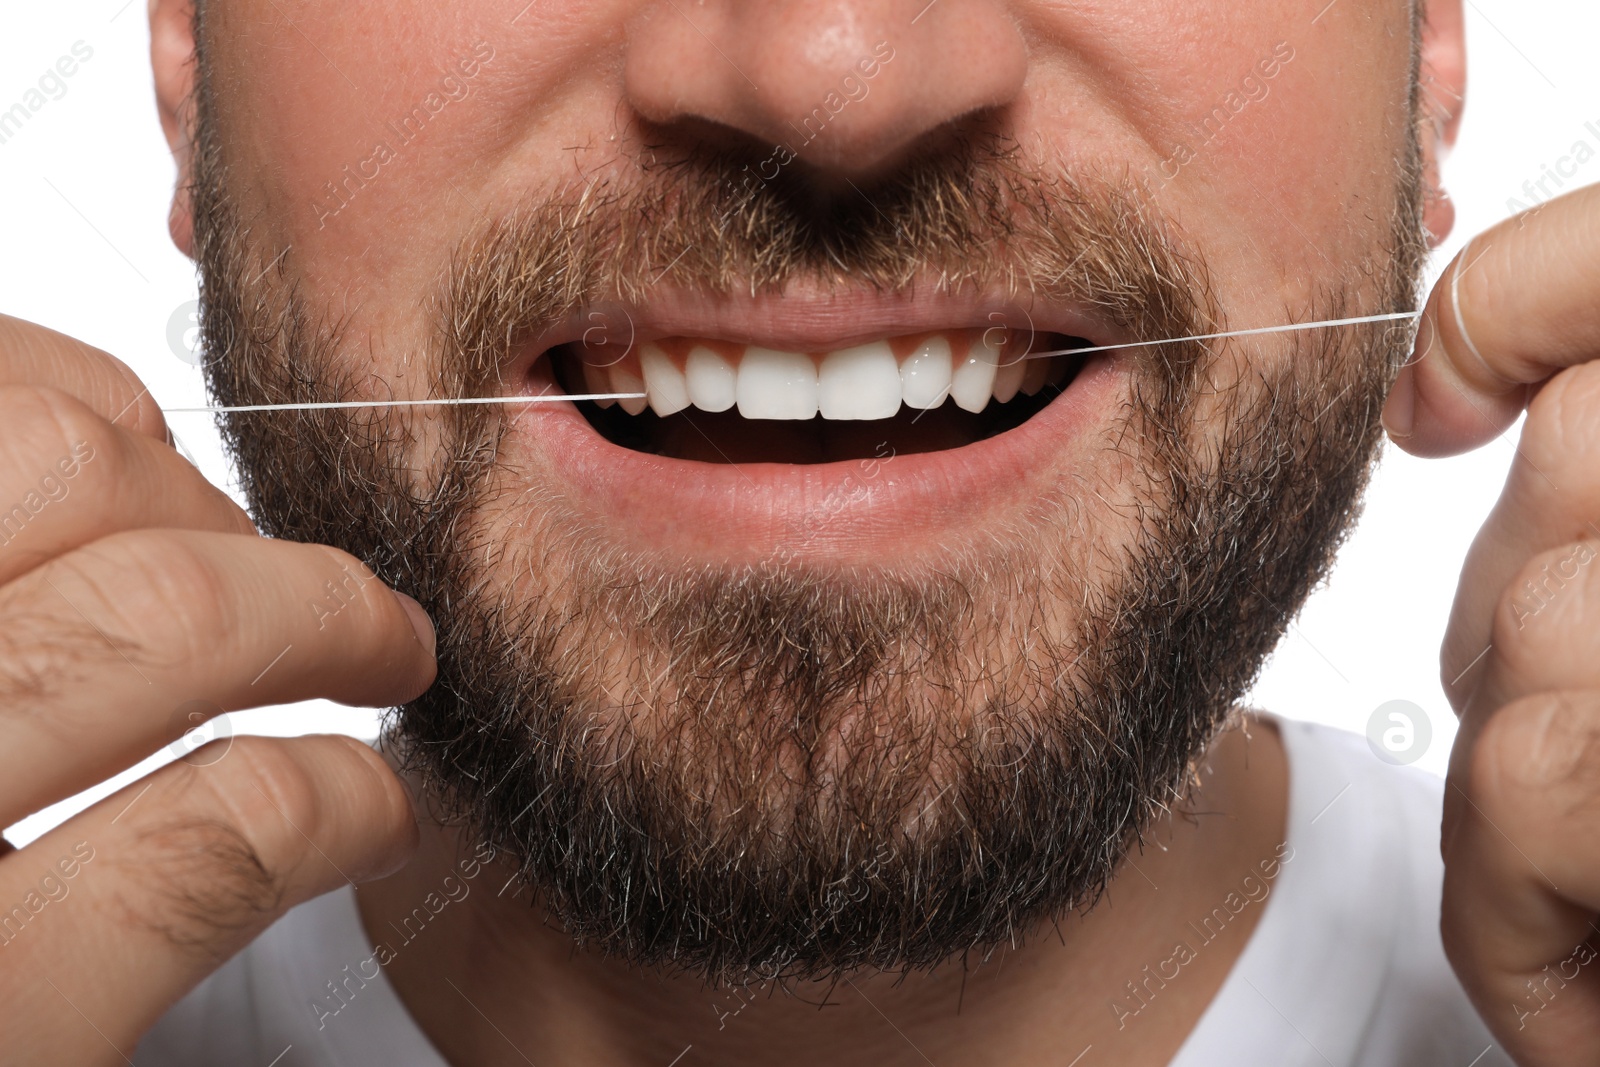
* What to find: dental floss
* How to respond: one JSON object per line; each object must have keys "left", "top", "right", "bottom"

{"left": 160, "top": 311, "right": 1421, "bottom": 416}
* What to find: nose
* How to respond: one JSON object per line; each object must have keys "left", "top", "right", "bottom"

{"left": 624, "top": 0, "right": 1028, "bottom": 175}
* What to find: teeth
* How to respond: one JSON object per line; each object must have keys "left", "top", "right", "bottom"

{"left": 900, "top": 336, "right": 953, "bottom": 410}
{"left": 640, "top": 343, "right": 691, "bottom": 416}
{"left": 991, "top": 343, "right": 1027, "bottom": 405}
{"left": 819, "top": 342, "right": 901, "bottom": 420}
{"left": 1020, "top": 354, "right": 1052, "bottom": 396}
{"left": 573, "top": 330, "right": 1069, "bottom": 420}
{"left": 608, "top": 362, "right": 648, "bottom": 415}
{"left": 581, "top": 358, "right": 616, "bottom": 409}
{"left": 685, "top": 346, "right": 737, "bottom": 412}
{"left": 737, "top": 347, "right": 818, "bottom": 420}
{"left": 950, "top": 335, "right": 999, "bottom": 413}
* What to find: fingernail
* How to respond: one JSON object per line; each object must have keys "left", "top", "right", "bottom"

{"left": 1382, "top": 364, "right": 1415, "bottom": 440}
{"left": 393, "top": 592, "right": 436, "bottom": 657}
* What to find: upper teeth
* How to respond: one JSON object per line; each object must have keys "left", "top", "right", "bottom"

{"left": 576, "top": 330, "right": 1060, "bottom": 420}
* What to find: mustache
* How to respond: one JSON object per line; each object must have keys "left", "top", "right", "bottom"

{"left": 438, "top": 133, "right": 1217, "bottom": 400}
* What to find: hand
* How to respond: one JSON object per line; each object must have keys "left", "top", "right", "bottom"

{"left": 1385, "top": 183, "right": 1600, "bottom": 1065}
{"left": 0, "top": 314, "right": 436, "bottom": 1064}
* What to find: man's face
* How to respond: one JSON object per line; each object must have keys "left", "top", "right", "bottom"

{"left": 176, "top": 0, "right": 1435, "bottom": 981}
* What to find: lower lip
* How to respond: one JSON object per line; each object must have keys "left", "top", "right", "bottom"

{"left": 503, "top": 356, "right": 1125, "bottom": 564}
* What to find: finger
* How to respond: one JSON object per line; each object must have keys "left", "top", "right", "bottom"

{"left": 1385, "top": 182, "right": 1600, "bottom": 457}
{"left": 1442, "top": 690, "right": 1600, "bottom": 1067}
{"left": 0, "top": 385, "right": 255, "bottom": 585}
{"left": 0, "top": 313, "right": 168, "bottom": 442}
{"left": 1438, "top": 360, "right": 1600, "bottom": 706}
{"left": 0, "top": 734, "right": 417, "bottom": 1066}
{"left": 0, "top": 529, "right": 435, "bottom": 827}
{"left": 1458, "top": 540, "right": 1600, "bottom": 732}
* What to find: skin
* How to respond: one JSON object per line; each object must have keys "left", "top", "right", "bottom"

{"left": 27, "top": 1, "right": 1600, "bottom": 1065}
{"left": 0, "top": 315, "right": 436, "bottom": 1063}
{"left": 1388, "top": 184, "right": 1600, "bottom": 1066}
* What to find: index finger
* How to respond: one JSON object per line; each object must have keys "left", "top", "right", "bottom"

{"left": 1384, "top": 182, "right": 1600, "bottom": 457}
{"left": 0, "top": 313, "right": 170, "bottom": 443}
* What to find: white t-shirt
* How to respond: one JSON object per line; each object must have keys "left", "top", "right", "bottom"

{"left": 137, "top": 718, "right": 1512, "bottom": 1066}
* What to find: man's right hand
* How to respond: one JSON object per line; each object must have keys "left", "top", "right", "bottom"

{"left": 0, "top": 313, "right": 436, "bottom": 1064}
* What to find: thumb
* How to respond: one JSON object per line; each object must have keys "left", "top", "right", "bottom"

{"left": 1384, "top": 182, "right": 1600, "bottom": 458}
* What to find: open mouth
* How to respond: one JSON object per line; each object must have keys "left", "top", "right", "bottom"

{"left": 500, "top": 295, "right": 1126, "bottom": 562}
{"left": 539, "top": 329, "right": 1089, "bottom": 464}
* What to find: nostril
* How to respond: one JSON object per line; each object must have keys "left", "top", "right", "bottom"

{"left": 623, "top": 0, "right": 1028, "bottom": 179}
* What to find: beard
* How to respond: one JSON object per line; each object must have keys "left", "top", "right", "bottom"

{"left": 188, "top": 54, "right": 1427, "bottom": 983}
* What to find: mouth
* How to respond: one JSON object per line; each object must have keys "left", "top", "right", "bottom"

{"left": 539, "top": 328, "right": 1088, "bottom": 464}
{"left": 499, "top": 295, "right": 1130, "bottom": 562}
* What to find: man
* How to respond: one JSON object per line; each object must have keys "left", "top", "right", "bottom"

{"left": 1, "top": 0, "right": 1598, "bottom": 1063}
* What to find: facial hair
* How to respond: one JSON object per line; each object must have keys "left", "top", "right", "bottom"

{"left": 188, "top": 41, "right": 1427, "bottom": 984}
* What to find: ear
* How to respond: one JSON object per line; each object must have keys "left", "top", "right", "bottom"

{"left": 151, "top": 0, "right": 199, "bottom": 259}
{"left": 1418, "top": 0, "right": 1466, "bottom": 248}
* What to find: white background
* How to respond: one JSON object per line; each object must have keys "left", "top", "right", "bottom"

{"left": 1, "top": 1, "right": 1596, "bottom": 844}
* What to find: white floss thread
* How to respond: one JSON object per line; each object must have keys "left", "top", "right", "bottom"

{"left": 161, "top": 311, "right": 1421, "bottom": 416}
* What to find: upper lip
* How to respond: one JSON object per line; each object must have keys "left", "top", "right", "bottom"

{"left": 504, "top": 283, "right": 1127, "bottom": 383}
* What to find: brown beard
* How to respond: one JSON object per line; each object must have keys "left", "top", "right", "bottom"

{"left": 187, "top": 29, "right": 1427, "bottom": 984}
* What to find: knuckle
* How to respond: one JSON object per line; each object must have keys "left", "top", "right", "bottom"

{"left": 122, "top": 738, "right": 321, "bottom": 955}
{"left": 324, "top": 734, "right": 414, "bottom": 842}
{"left": 1491, "top": 542, "right": 1600, "bottom": 671}
{"left": 0, "top": 385, "right": 116, "bottom": 463}
{"left": 55, "top": 531, "right": 235, "bottom": 668}
{"left": 0, "top": 385, "right": 118, "bottom": 483}
{"left": 1471, "top": 692, "right": 1600, "bottom": 804}
{"left": 0, "top": 533, "right": 229, "bottom": 720}
{"left": 124, "top": 814, "right": 281, "bottom": 957}
{"left": 202, "top": 736, "right": 327, "bottom": 864}
{"left": 0, "top": 603, "right": 101, "bottom": 717}
{"left": 0, "top": 533, "right": 250, "bottom": 724}
{"left": 1519, "top": 362, "right": 1600, "bottom": 474}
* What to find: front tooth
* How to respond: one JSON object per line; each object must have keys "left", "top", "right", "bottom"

{"left": 1020, "top": 354, "right": 1052, "bottom": 396}
{"left": 580, "top": 357, "right": 615, "bottom": 409}
{"left": 685, "top": 345, "right": 737, "bottom": 412}
{"left": 737, "top": 347, "right": 818, "bottom": 420}
{"left": 609, "top": 362, "right": 648, "bottom": 415}
{"left": 640, "top": 343, "right": 691, "bottom": 416}
{"left": 989, "top": 335, "right": 1026, "bottom": 404}
{"left": 950, "top": 337, "right": 998, "bottom": 413}
{"left": 900, "top": 336, "right": 953, "bottom": 410}
{"left": 819, "top": 342, "right": 901, "bottom": 420}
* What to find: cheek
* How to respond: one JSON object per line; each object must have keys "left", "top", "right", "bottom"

{"left": 208, "top": 0, "right": 624, "bottom": 305}
{"left": 1019, "top": 0, "right": 1413, "bottom": 316}
{"left": 1161, "top": 12, "right": 1413, "bottom": 299}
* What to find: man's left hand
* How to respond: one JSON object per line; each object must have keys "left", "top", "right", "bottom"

{"left": 1386, "top": 181, "right": 1600, "bottom": 1066}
